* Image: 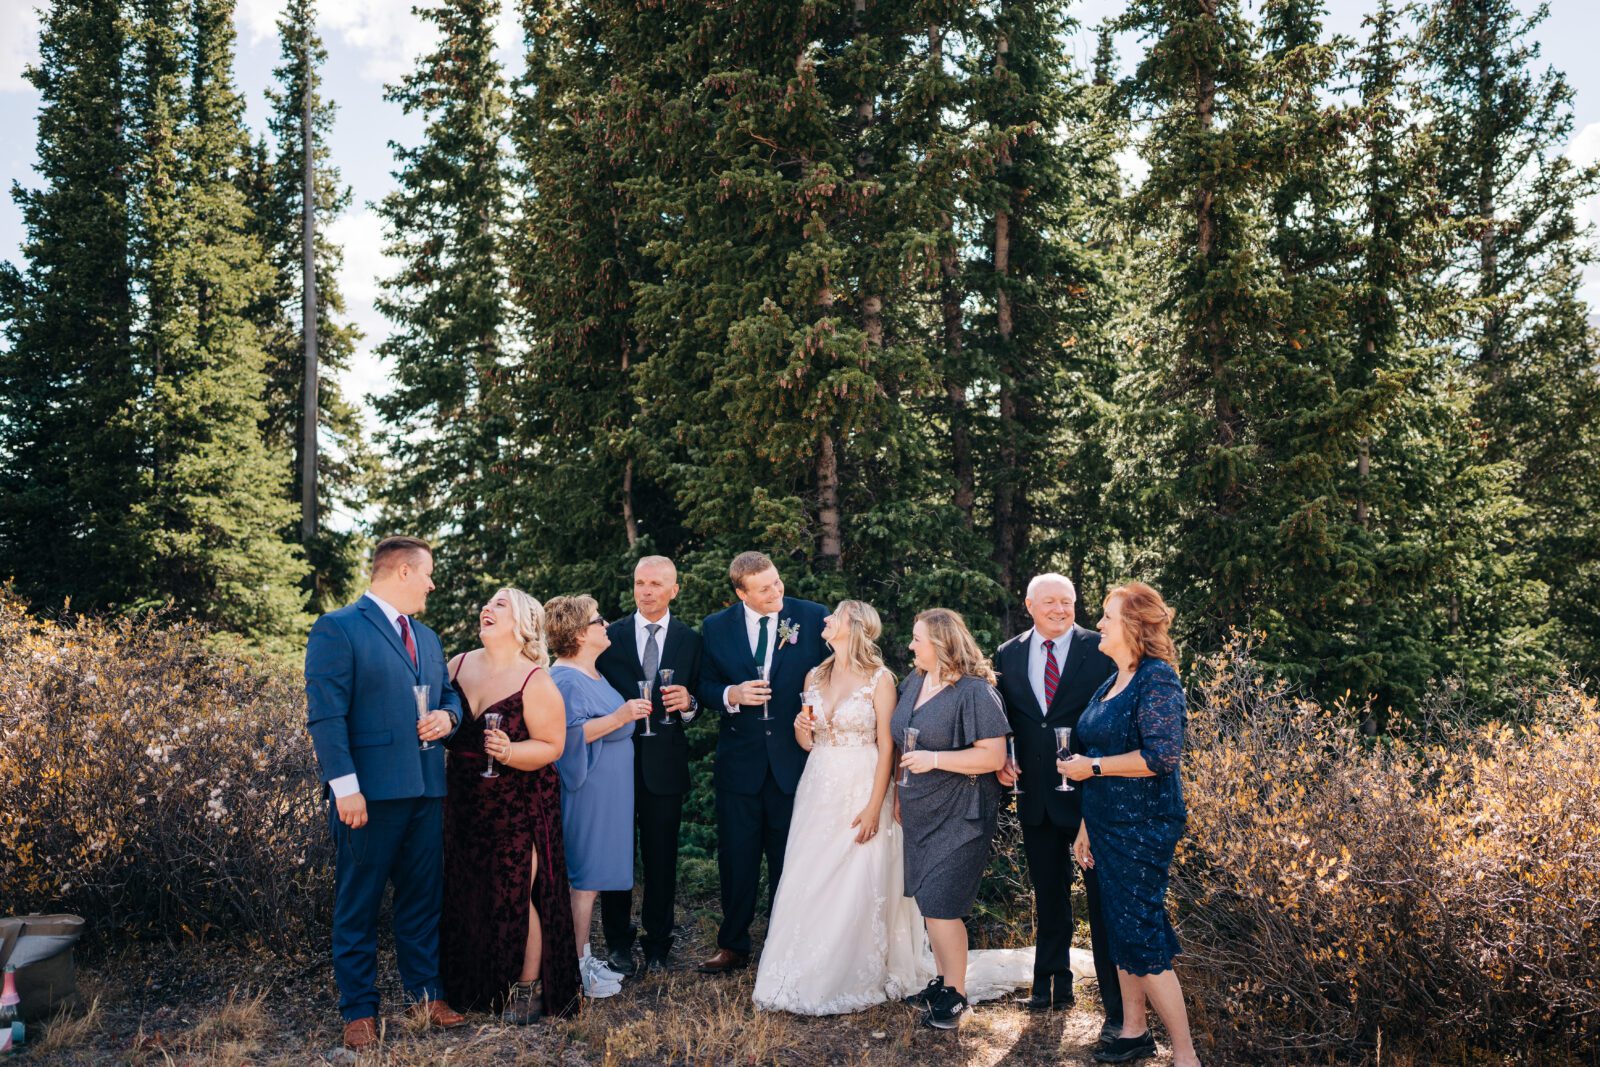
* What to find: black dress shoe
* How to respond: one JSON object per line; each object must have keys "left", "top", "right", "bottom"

{"left": 642, "top": 954, "right": 672, "bottom": 974}
{"left": 1098, "top": 1019, "right": 1124, "bottom": 1047}
{"left": 605, "top": 948, "right": 637, "bottom": 978}
{"left": 1017, "top": 987, "right": 1075, "bottom": 1011}
{"left": 1093, "top": 1030, "right": 1157, "bottom": 1063}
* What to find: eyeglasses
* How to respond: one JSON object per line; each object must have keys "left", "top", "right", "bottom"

{"left": 589, "top": 616, "right": 606, "bottom": 628}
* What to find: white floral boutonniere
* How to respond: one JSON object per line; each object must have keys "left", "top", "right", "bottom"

{"left": 775, "top": 618, "right": 800, "bottom": 647}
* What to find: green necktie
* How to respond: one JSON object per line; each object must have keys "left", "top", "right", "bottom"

{"left": 754, "top": 615, "right": 770, "bottom": 668}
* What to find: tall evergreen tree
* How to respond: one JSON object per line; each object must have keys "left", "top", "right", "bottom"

{"left": 0, "top": 0, "right": 141, "bottom": 611}
{"left": 1420, "top": 0, "right": 1600, "bottom": 678}
{"left": 254, "top": 0, "right": 376, "bottom": 610}
{"left": 376, "top": 0, "right": 515, "bottom": 638}
{"left": 126, "top": 0, "right": 310, "bottom": 641}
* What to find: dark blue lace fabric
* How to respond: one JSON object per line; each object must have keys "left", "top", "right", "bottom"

{"left": 1076, "top": 657, "right": 1188, "bottom": 976}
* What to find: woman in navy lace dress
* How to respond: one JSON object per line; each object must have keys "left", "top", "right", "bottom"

{"left": 1061, "top": 582, "right": 1199, "bottom": 1067}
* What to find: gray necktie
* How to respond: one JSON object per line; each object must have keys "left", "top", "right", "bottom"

{"left": 643, "top": 623, "right": 662, "bottom": 681}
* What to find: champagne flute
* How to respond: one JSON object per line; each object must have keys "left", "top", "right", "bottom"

{"left": 802, "top": 687, "right": 823, "bottom": 745}
{"left": 899, "top": 727, "right": 920, "bottom": 787}
{"left": 1006, "top": 735, "right": 1024, "bottom": 796}
{"left": 637, "top": 679, "right": 657, "bottom": 737}
{"left": 1054, "top": 726, "right": 1074, "bottom": 793}
{"left": 481, "top": 712, "right": 504, "bottom": 778}
{"left": 756, "top": 664, "right": 773, "bottom": 722}
{"left": 657, "top": 668, "right": 676, "bottom": 725}
{"left": 413, "top": 685, "right": 436, "bottom": 751}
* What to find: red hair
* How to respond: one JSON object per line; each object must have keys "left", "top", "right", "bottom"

{"left": 1104, "top": 582, "right": 1178, "bottom": 669}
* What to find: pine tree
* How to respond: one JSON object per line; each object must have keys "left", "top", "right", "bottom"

{"left": 0, "top": 0, "right": 141, "bottom": 611}
{"left": 126, "top": 0, "right": 310, "bottom": 642}
{"left": 255, "top": 0, "right": 376, "bottom": 610}
{"left": 376, "top": 0, "right": 516, "bottom": 639}
{"left": 1420, "top": 0, "right": 1600, "bottom": 678}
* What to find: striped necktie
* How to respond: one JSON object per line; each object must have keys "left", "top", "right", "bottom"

{"left": 1042, "top": 638, "right": 1059, "bottom": 709}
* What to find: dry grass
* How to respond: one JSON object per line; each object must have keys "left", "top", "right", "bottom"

{"left": 33, "top": 994, "right": 102, "bottom": 1054}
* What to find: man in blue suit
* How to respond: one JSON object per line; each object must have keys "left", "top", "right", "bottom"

{"left": 694, "top": 551, "right": 828, "bottom": 973}
{"left": 305, "top": 536, "right": 467, "bottom": 1050}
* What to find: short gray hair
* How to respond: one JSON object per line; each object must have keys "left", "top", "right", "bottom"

{"left": 1025, "top": 572, "right": 1076, "bottom": 602}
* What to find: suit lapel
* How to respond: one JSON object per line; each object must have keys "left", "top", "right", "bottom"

{"left": 722, "top": 606, "right": 759, "bottom": 674}
{"left": 359, "top": 598, "right": 419, "bottom": 678}
{"left": 1047, "top": 626, "right": 1089, "bottom": 717}
{"left": 661, "top": 619, "right": 686, "bottom": 674}
{"left": 612, "top": 619, "right": 646, "bottom": 681}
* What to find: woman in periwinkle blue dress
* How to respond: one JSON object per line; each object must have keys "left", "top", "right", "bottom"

{"left": 1061, "top": 582, "right": 1200, "bottom": 1067}
{"left": 544, "top": 594, "right": 653, "bottom": 999}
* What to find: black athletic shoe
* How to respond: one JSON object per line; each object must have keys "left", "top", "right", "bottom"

{"left": 924, "top": 987, "right": 968, "bottom": 1030}
{"left": 1093, "top": 1030, "right": 1157, "bottom": 1063}
{"left": 903, "top": 975, "right": 945, "bottom": 1009}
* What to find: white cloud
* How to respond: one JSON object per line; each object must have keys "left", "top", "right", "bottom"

{"left": 1114, "top": 143, "right": 1150, "bottom": 193}
{"left": 235, "top": 0, "right": 287, "bottom": 46}
{"left": 1, "top": 4, "right": 41, "bottom": 94}
{"left": 325, "top": 206, "right": 395, "bottom": 420}
{"left": 1566, "top": 123, "right": 1600, "bottom": 313}
{"left": 235, "top": 0, "right": 443, "bottom": 85}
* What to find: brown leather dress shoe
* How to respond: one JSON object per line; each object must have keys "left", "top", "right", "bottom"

{"left": 406, "top": 999, "right": 466, "bottom": 1028}
{"left": 696, "top": 948, "right": 749, "bottom": 974}
{"left": 343, "top": 1017, "right": 379, "bottom": 1050}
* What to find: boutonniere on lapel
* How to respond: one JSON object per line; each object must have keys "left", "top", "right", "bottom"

{"left": 775, "top": 618, "right": 800, "bottom": 647}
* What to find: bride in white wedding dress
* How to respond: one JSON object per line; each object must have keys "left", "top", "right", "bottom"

{"left": 752, "top": 600, "right": 930, "bottom": 1015}
{"left": 753, "top": 601, "right": 1040, "bottom": 1017}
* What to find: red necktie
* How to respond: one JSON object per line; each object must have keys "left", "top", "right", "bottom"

{"left": 398, "top": 614, "right": 418, "bottom": 666}
{"left": 1042, "top": 639, "right": 1059, "bottom": 709}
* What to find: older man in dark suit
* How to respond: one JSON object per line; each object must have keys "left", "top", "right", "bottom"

{"left": 995, "top": 573, "right": 1122, "bottom": 1040}
{"left": 597, "top": 555, "right": 704, "bottom": 976}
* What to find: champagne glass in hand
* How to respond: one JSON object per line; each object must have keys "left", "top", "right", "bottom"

{"left": 638, "top": 679, "right": 656, "bottom": 737}
{"left": 899, "top": 727, "right": 920, "bottom": 787}
{"left": 802, "top": 687, "right": 823, "bottom": 745}
{"left": 1006, "top": 735, "right": 1024, "bottom": 796}
{"left": 414, "top": 685, "right": 436, "bottom": 751}
{"left": 481, "top": 712, "right": 504, "bottom": 778}
{"left": 1054, "top": 726, "right": 1074, "bottom": 793}
{"left": 755, "top": 665, "right": 773, "bottom": 722}
{"left": 657, "top": 669, "right": 676, "bottom": 725}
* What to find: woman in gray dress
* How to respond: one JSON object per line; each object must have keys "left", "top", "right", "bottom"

{"left": 544, "top": 594, "right": 653, "bottom": 999}
{"left": 892, "top": 608, "right": 1010, "bottom": 1029}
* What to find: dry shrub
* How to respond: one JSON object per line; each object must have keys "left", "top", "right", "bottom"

{"left": 1176, "top": 640, "right": 1600, "bottom": 1060}
{"left": 34, "top": 994, "right": 102, "bottom": 1054}
{"left": 0, "top": 590, "right": 331, "bottom": 946}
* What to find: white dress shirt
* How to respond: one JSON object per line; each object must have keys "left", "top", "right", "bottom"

{"left": 636, "top": 610, "right": 697, "bottom": 722}
{"left": 725, "top": 603, "right": 780, "bottom": 711}
{"left": 1028, "top": 625, "right": 1073, "bottom": 717}
{"left": 328, "top": 591, "right": 411, "bottom": 799}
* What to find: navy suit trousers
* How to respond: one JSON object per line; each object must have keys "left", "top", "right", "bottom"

{"left": 328, "top": 796, "right": 444, "bottom": 1021}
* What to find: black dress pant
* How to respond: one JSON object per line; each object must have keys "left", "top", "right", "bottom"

{"left": 714, "top": 769, "right": 793, "bottom": 955}
{"left": 1021, "top": 814, "right": 1123, "bottom": 1024}
{"left": 600, "top": 761, "right": 685, "bottom": 960}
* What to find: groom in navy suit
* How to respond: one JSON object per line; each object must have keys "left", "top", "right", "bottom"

{"left": 305, "top": 536, "right": 467, "bottom": 1050}
{"left": 694, "top": 551, "right": 828, "bottom": 973}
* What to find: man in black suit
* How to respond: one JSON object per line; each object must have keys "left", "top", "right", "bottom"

{"left": 693, "top": 551, "right": 828, "bottom": 974}
{"left": 995, "top": 573, "right": 1122, "bottom": 1039}
{"left": 596, "top": 555, "right": 704, "bottom": 976}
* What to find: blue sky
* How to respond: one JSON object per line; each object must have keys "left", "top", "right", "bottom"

{"left": 2, "top": 0, "right": 1596, "bottom": 431}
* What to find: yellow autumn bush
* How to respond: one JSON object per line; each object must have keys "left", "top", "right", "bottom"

{"left": 1176, "top": 641, "right": 1600, "bottom": 1059}
{"left": 0, "top": 590, "right": 331, "bottom": 944}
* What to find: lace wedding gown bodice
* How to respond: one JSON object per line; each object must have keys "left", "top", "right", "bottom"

{"left": 753, "top": 670, "right": 1053, "bottom": 1016}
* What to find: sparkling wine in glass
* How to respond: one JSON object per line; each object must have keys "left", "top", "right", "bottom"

{"left": 657, "top": 669, "right": 676, "bottom": 725}
{"left": 637, "top": 679, "right": 656, "bottom": 737}
{"left": 1054, "top": 726, "right": 1074, "bottom": 793}
{"left": 481, "top": 712, "right": 504, "bottom": 778}
{"left": 755, "top": 664, "right": 773, "bottom": 721}
{"left": 802, "top": 688, "right": 823, "bottom": 745}
{"left": 1006, "top": 735, "right": 1024, "bottom": 796}
{"left": 900, "top": 727, "right": 920, "bottom": 787}
{"left": 414, "top": 685, "right": 435, "bottom": 751}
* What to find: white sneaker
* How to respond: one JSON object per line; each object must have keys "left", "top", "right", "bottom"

{"left": 580, "top": 951, "right": 622, "bottom": 999}
{"left": 581, "top": 943, "right": 626, "bottom": 984}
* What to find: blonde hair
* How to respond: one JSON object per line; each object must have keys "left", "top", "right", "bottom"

{"left": 814, "top": 600, "right": 888, "bottom": 689}
{"left": 494, "top": 587, "right": 549, "bottom": 667}
{"left": 544, "top": 594, "right": 599, "bottom": 659}
{"left": 1103, "top": 582, "right": 1179, "bottom": 669}
{"left": 915, "top": 608, "right": 997, "bottom": 685}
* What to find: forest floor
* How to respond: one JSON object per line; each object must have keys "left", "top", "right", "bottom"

{"left": 22, "top": 908, "right": 1168, "bottom": 1066}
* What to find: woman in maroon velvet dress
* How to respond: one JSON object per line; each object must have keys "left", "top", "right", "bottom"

{"left": 441, "top": 588, "right": 580, "bottom": 1022}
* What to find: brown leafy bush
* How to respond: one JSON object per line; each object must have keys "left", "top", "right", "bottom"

{"left": 1176, "top": 640, "right": 1600, "bottom": 1060}
{"left": 0, "top": 590, "right": 331, "bottom": 945}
